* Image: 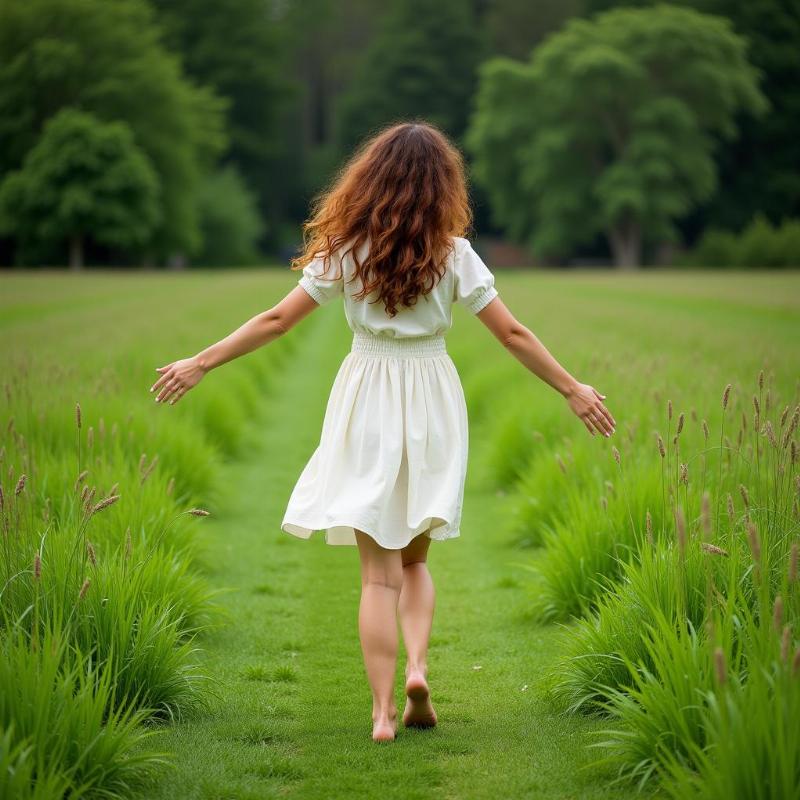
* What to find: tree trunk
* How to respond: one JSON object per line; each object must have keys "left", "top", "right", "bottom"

{"left": 69, "top": 235, "right": 84, "bottom": 270}
{"left": 608, "top": 221, "right": 642, "bottom": 269}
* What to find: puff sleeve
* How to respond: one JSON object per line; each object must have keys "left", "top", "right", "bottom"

{"left": 454, "top": 239, "right": 498, "bottom": 314}
{"left": 298, "top": 253, "right": 344, "bottom": 305}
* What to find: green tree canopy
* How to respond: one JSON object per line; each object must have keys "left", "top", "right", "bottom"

{"left": 0, "top": 109, "right": 160, "bottom": 268}
{"left": 194, "top": 166, "right": 264, "bottom": 267}
{"left": 465, "top": 3, "right": 767, "bottom": 267}
{"left": 148, "top": 0, "right": 297, "bottom": 249}
{"left": 335, "top": 0, "right": 486, "bottom": 152}
{"left": 0, "top": 0, "right": 226, "bottom": 263}
{"left": 582, "top": 0, "right": 800, "bottom": 229}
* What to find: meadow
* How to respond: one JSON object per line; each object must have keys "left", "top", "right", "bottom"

{"left": 0, "top": 268, "right": 797, "bottom": 799}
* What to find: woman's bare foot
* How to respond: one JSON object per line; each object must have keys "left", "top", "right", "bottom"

{"left": 372, "top": 705, "right": 398, "bottom": 741}
{"left": 403, "top": 668, "right": 437, "bottom": 728}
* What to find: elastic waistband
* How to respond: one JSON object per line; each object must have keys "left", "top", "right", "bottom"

{"left": 350, "top": 331, "right": 447, "bottom": 357}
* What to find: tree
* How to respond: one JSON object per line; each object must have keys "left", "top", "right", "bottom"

{"left": 483, "top": 0, "right": 584, "bottom": 61}
{"left": 582, "top": 0, "right": 800, "bottom": 229}
{"left": 335, "top": 0, "right": 487, "bottom": 152}
{"left": 148, "top": 0, "right": 297, "bottom": 251}
{"left": 194, "top": 166, "right": 264, "bottom": 266}
{"left": 465, "top": 4, "right": 767, "bottom": 267}
{"left": 0, "top": 0, "right": 226, "bottom": 264}
{"left": 0, "top": 109, "right": 159, "bottom": 268}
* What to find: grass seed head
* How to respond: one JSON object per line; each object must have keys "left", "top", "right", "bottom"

{"left": 555, "top": 454, "right": 567, "bottom": 474}
{"left": 781, "top": 624, "right": 792, "bottom": 664}
{"left": 701, "top": 542, "right": 729, "bottom": 557}
{"left": 722, "top": 384, "right": 731, "bottom": 411}
{"left": 646, "top": 510, "right": 653, "bottom": 544}
{"left": 14, "top": 473, "right": 26, "bottom": 497}
{"left": 76, "top": 402, "right": 82, "bottom": 429}
{"left": 773, "top": 594, "right": 784, "bottom": 632}
{"left": 82, "top": 486, "right": 96, "bottom": 511}
{"left": 780, "top": 405, "right": 790, "bottom": 429}
{"left": 753, "top": 395, "right": 760, "bottom": 415}
{"left": 783, "top": 407, "right": 799, "bottom": 448}
{"left": 656, "top": 434, "right": 666, "bottom": 459}
{"left": 746, "top": 520, "right": 761, "bottom": 563}
{"left": 758, "top": 369, "right": 764, "bottom": 391}
{"left": 78, "top": 577, "right": 91, "bottom": 600}
{"left": 74, "top": 469, "right": 88, "bottom": 492}
{"left": 188, "top": 508, "right": 210, "bottom": 517}
{"left": 739, "top": 484, "right": 750, "bottom": 509}
{"left": 676, "top": 506, "right": 687, "bottom": 558}
{"left": 34, "top": 550, "right": 41, "bottom": 580}
{"left": 612, "top": 446, "right": 620, "bottom": 466}
{"left": 676, "top": 412, "right": 685, "bottom": 436}
{"left": 86, "top": 540, "right": 97, "bottom": 567}
{"left": 668, "top": 399, "right": 673, "bottom": 421}
{"left": 90, "top": 494, "right": 120, "bottom": 516}
{"left": 124, "top": 526, "right": 132, "bottom": 560}
{"left": 765, "top": 421, "right": 777, "bottom": 448}
{"left": 713, "top": 646, "right": 727, "bottom": 685}
{"left": 679, "top": 463, "right": 688, "bottom": 485}
{"left": 702, "top": 420, "right": 710, "bottom": 441}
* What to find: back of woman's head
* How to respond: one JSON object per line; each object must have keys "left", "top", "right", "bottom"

{"left": 292, "top": 121, "right": 472, "bottom": 317}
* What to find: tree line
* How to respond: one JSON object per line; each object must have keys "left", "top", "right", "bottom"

{"left": 0, "top": 0, "right": 796, "bottom": 268}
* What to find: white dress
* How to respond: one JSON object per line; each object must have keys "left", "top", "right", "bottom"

{"left": 280, "top": 236, "right": 499, "bottom": 549}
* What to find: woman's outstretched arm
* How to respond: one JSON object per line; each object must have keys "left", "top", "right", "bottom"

{"left": 475, "top": 297, "right": 617, "bottom": 438}
{"left": 150, "top": 285, "right": 319, "bottom": 405}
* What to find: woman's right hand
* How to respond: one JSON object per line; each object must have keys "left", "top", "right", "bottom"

{"left": 565, "top": 383, "right": 616, "bottom": 437}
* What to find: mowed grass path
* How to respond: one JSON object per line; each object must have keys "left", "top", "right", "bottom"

{"left": 130, "top": 300, "right": 634, "bottom": 800}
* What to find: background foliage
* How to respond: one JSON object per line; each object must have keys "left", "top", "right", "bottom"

{"left": 0, "top": 0, "right": 797, "bottom": 267}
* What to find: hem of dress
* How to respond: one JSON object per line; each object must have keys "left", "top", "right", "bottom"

{"left": 280, "top": 516, "right": 461, "bottom": 550}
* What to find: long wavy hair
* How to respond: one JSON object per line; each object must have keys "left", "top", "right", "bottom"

{"left": 291, "top": 121, "right": 473, "bottom": 317}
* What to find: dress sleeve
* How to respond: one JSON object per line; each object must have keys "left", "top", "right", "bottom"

{"left": 297, "top": 253, "right": 344, "bottom": 305}
{"left": 454, "top": 239, "right": 498, "bottom": 314}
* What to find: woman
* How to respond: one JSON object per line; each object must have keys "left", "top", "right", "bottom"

{"left": 149, "top": 121, "right": 616, "bottom": 742}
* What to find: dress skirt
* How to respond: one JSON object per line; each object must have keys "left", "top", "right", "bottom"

{"left": 281, "top": 330, "right": 469, "bottom": 549}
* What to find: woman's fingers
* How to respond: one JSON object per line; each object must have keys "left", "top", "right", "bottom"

{"left": 150, "top": 367, "right": 172, "bottom": 394}
{"left": 155, "top": 376, "right": 179, "bottom": 403}
{"left": 587, "top": 406, "right": 613, "bottom": 436}
{"left": 599, "top": 403, "right": 617, "bottom": 430}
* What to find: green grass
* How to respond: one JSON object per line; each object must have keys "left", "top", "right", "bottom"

{"left": 121, "top": 303, "right": 635, "bottom": 799}
{"left": 2, "top": 267, "right": 798, "bottom": 798}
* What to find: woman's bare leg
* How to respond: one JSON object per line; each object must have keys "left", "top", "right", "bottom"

{"left": 398, "top": 532, "right": 437, "bottom": 727}
{"left": 354, "top": 530, "right": 403, "bottom": 741}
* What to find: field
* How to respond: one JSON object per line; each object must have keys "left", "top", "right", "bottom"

{"left": 1, "top": 268, "right": 798, "bottom": 799}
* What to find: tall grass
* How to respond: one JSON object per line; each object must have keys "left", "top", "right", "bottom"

{"left": 537, "top": 370, "right": 799, "bottom": 796}
{"left": 0, "top": 270, "right": 300, "bottom": 797}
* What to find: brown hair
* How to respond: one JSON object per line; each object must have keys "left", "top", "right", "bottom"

{"left": 291, "top": 121, "right": 472, "bottom": 317}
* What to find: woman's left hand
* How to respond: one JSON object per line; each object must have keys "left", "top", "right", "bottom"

{"left": 150, "top": 356, "right": 206, "bottom": 405}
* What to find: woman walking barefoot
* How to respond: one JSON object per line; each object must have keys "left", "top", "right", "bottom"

{"left": 149, "top": 121, "right": 617, "bottom": 743}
